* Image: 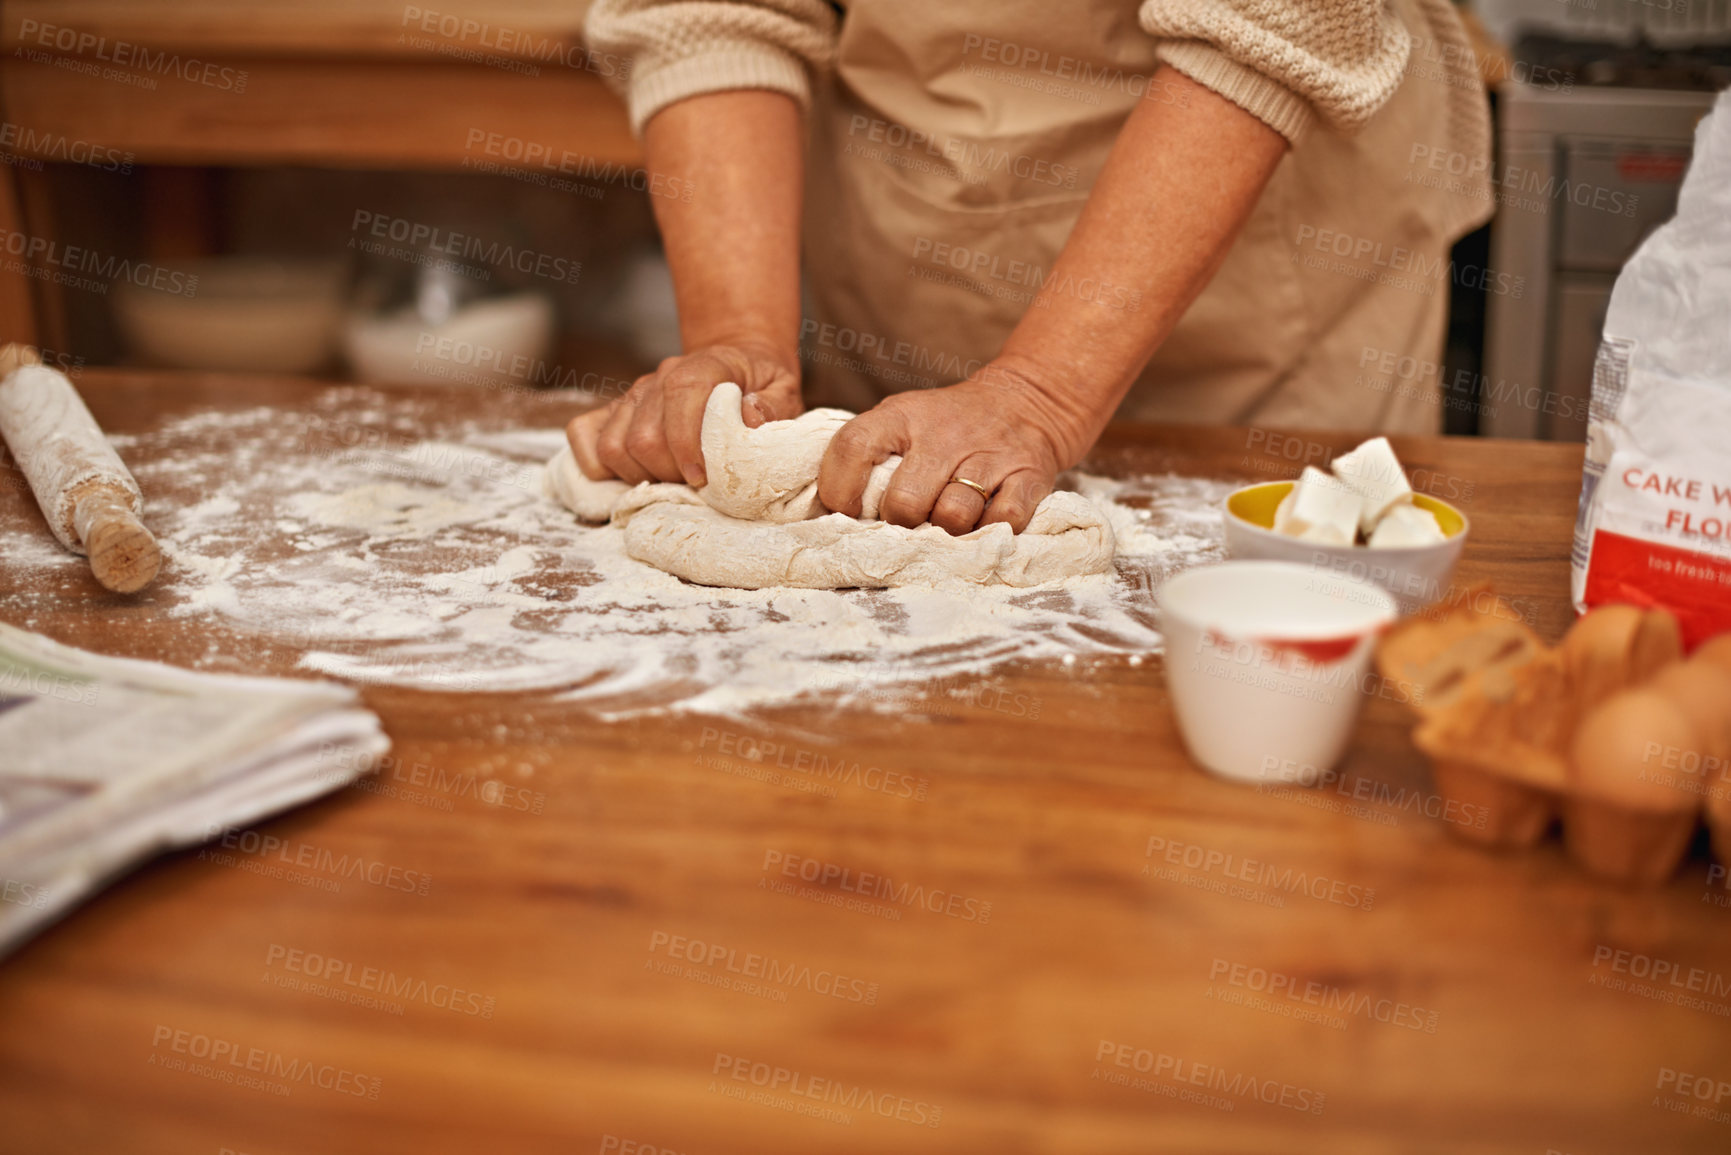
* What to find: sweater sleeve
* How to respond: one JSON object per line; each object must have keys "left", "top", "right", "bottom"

{"left": 1137, "top": 0, "right": 1412, "bottom": 144}
{"left": 585, "top": 0, "right": 840, "bottom": 136}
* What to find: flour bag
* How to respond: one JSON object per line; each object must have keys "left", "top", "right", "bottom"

{"left": 1572, "top": 89, "right": 1731, "bottom": 648}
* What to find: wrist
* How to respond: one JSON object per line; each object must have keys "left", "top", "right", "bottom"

{"left": 977, "top": 353, "right": 1104, "bottom": 468}
{"left": 683, "top": 326, "right": 800, "bottom": 371}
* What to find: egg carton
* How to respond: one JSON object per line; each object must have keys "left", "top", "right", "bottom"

{"left": 1377, "top": 596, "right": 1731, "bottom": 884}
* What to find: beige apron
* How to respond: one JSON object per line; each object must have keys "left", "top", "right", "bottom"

{"left": 800, "top": 0, "right": 1491, "bottom": 434}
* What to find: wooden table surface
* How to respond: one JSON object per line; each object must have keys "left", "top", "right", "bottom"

{"left": 2, "top": 371, "right": 1727, "bottom": 1154}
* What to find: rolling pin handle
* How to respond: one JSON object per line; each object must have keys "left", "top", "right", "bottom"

{"left": 73, "top": 488, "right": 162, "bottom": 594}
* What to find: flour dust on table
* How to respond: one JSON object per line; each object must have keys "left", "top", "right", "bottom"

{"left": 0, "top": 389, "right": 1229, "bottom": 717}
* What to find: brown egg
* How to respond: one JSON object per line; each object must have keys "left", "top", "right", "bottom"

{"left": 1663, "top": 655, "right": 1731, "bottom": 858}
{"left": 1563, "top": 604, "right": 1642, "bottom": 651}
{"left": 1560, "top": 605, "right": 1681, "bottom": 709}
{"left": 1651, "top": 660, "right": 1731, "bottom": 766}
{"left": 1570, "top": 688, "right": 1703, "bottom": 809}
{"left": 1566, "top": 687, "right": 1703, "bottom": 883}
{"left": 1632, "top": 609, "right": 1684, "bottom": 680}
{"left": 1695, "top": 633, "right": 1731, "bottom": 674}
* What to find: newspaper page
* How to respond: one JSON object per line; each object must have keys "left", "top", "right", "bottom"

{"left": 0, "top": 624, "right": 388, "bottom": 957}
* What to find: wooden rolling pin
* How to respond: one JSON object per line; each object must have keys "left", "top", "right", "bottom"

{"left": 0, "top": 344, "right": 161, "bottom": 592}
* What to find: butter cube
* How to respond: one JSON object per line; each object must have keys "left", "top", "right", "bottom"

{"left": 1331, "top": 437, "right": 1413, "bottom": 535}
{"left": 1273, "top": 489, "right": 1296, "bottom": 531}
{"left": 1275, "top": 466, "right": 1362, "bottom": 545}
{"left": 1367, "top": 500, "right": 1446, "bottom": 548}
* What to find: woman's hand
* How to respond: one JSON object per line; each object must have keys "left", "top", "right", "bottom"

{"left": 816, "top": 360, "right": 1093, "bottom": 535}
{"left": 815, "top": 72, "right": 1287, "bottom": 536}
{"left": 565, "top": 340, "right": 802, "bottom": 487}
{"left": 567, "top": 88, "right": 808, "bottom": 487}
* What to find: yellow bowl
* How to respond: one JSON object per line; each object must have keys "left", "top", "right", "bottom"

{"left": 1221, "top": 481, "right": 1469, "bottom": 615}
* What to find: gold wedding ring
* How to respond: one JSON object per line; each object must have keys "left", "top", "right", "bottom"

{"left": 950, "top": 476, "right": 991, "bottom": 500}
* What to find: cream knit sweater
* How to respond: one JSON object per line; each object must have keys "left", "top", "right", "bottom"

{"left": 587, "top": 0, "right": 1464, "bottom": 145}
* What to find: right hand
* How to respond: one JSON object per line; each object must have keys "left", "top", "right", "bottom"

{"left": 565, "top": 342, "right": 803, "bottom": 487}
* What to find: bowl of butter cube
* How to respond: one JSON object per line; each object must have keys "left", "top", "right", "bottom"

{"left": 1221, "top": 437, "right": 1468, "bottom": 615}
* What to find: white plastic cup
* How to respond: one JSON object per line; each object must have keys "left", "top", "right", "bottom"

{"left": 1156, "top": 561, "right": 1399, "bottom": 784}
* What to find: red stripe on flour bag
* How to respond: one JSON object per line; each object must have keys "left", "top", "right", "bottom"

{"left": 1583, "top": 530, "right": 1731, "bottom": 650}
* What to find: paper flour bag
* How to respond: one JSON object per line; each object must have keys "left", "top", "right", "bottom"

{"left": 1572, "top": 90, "right": 1731, "bottom": 648}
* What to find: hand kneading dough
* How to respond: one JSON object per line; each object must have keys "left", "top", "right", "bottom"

{"left": 543, "top": 382, "right": 1114, "bottom": 589}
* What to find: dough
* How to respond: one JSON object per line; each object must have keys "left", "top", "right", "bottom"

{"left": 544, "top": 383, "right": 1115, "bottom": 589}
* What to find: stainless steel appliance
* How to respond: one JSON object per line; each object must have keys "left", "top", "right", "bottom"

{"left": 1480, "top": 22, "right": 1725, "bottom": 439}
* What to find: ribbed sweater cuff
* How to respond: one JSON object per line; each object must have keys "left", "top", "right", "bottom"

{"left": 1154, "top": 41, "right": 1315, "bottom": 144}
{"left": 628, "top": 44, "right": 811, "bottom": 136}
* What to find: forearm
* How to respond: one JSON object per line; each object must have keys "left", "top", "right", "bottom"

{"left": 996, "top": 69, "right": 1288, "bottom": 464}
{"left": 642, "top": 90, "right": 806, "bottom": 361}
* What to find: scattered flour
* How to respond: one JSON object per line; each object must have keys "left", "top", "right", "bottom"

{"left": 0, "top": 389, "right": 1231, "bottom": 717}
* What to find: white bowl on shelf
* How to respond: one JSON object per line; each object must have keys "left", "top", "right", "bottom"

{"left": 113, "top": 256, "right": 346, "bottom": 374}
{"left": 342, "top": 293, "right": 554, "bottom": 388}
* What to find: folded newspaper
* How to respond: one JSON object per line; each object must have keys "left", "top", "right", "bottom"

{"left": 0, "top": 624, "right": 389, "bottom": 958}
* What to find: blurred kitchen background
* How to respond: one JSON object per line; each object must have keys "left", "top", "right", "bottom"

{"left": 0, "top": 0, "right": 1725, "bottom": 441}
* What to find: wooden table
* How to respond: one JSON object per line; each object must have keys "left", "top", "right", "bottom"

{"left": 2, "top": 371, "right": 1728, "bottom": 1154}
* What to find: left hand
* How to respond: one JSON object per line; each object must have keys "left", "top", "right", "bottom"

{"left": 816, "top": 362, "right": 1091, "bottom": 535}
